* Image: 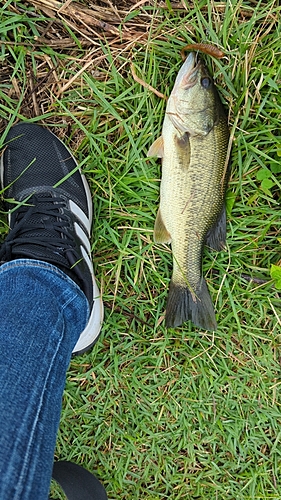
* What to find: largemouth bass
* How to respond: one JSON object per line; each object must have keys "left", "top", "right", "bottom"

{"left": 148, "top": 52, "right": 229, "bottom": 331}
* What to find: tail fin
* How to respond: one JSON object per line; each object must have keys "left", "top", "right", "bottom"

{"left": 165, "top": 278, "right": 217, "bottom": 331}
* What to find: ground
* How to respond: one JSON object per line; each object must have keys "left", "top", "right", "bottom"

{"left": 1, "top": 1, "right": 281, "bottom": 499}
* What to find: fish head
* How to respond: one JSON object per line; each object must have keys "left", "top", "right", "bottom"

{"left": 167, "top": 52, "right": 222, "bottom": 136}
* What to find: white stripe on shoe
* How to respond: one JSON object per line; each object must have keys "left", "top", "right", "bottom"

{"left": 69, "top": 199, "right": 104, "bottom": 355}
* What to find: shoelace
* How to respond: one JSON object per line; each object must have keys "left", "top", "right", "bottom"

{"left": 0, "top": 194, "right": 77, "bottom": 263}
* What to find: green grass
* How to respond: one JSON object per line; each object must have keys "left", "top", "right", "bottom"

{"left": 1, "top": 0, "right": 281, "bottom": 498}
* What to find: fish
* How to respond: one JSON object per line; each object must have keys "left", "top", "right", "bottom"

{"left": 148, "top": 52, "right": 230, "bottom": 331}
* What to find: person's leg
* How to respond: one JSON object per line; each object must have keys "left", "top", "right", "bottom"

{"left": 0, "top": 123, "right": 106, "bottom": 499}
{"left": 0, "top": 259, "right": 88, "bottom": 500}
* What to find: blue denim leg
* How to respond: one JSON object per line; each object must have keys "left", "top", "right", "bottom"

{"left": 0, "top": 259, "right": 89, "bottom": 500}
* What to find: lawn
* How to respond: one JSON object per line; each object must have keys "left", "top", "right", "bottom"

{"left": 1, "top": 0, "right": 281, "bottom": 498}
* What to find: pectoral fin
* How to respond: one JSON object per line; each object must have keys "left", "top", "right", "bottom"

{"left": 154, "top": 209, "right": 171, "bottom": 244}
{"left": 147, "top": 136, "right": 164, "bottom": 158}
{"left": 205, "top": 204, "right": 226, "bottom": 251}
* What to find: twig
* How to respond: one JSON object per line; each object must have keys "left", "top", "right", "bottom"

{"left": 103, "top": 301, "right": 151, "bottom": 327}
{"left": 131, "top": 64, "right": 167, "bottom": 100}
{"left": 56, "top": 52, "right": 108, "bottom": 97}
{"left": 241, "top": 274, "right": 269, "bottom": 285}
{"left": 29, "top": 74, "right": 40, "bottom": 116}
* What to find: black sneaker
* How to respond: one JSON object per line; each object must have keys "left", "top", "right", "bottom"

{"left": 51, "top": 461, "right": 107, "bottom": 500}
{"left": 0, "top": 122, "right": 103, "bottom": 355}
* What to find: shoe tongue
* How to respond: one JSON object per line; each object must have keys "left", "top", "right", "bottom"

{"left": 12, "top": 193, "right": 70, "bottom": 268}
{"left": 22, "top": 208, "right": 59, "bottom": 239}
{"left": 16, "top": 192, "right": 59, "bottom": 236}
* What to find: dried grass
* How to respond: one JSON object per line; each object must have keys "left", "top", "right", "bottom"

{"left": 3, "top": 0, "right": 262, "bottom": 130}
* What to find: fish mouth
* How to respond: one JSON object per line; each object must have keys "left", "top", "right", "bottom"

{"left": 173, "top": 52, "right": 201, "bottom": 91}
{"left": 166, "top": 52, "right": 203, "bottom": 133}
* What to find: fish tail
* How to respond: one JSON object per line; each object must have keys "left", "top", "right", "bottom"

{"left": 165, "top": 278, "right": 217, "bottom": 331}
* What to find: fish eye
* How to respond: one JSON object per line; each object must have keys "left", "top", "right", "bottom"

{"left": 201, "top": 77, "right": 212, "bottom": 89}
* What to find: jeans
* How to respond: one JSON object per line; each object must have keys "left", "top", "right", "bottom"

{"left": 0, "top": 259, "right": 89, "bottom": 500}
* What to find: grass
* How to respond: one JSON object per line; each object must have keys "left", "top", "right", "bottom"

{"left": 1, "top": 0, "right": 281, "bottom": 498}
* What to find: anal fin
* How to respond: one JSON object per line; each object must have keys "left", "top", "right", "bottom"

{"left": 154, "top": 209, "right": 171, "bottom": 244}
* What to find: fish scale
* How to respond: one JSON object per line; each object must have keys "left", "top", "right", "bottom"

{"left": 148, "top": 52, "right": 230, "bottom": 331}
